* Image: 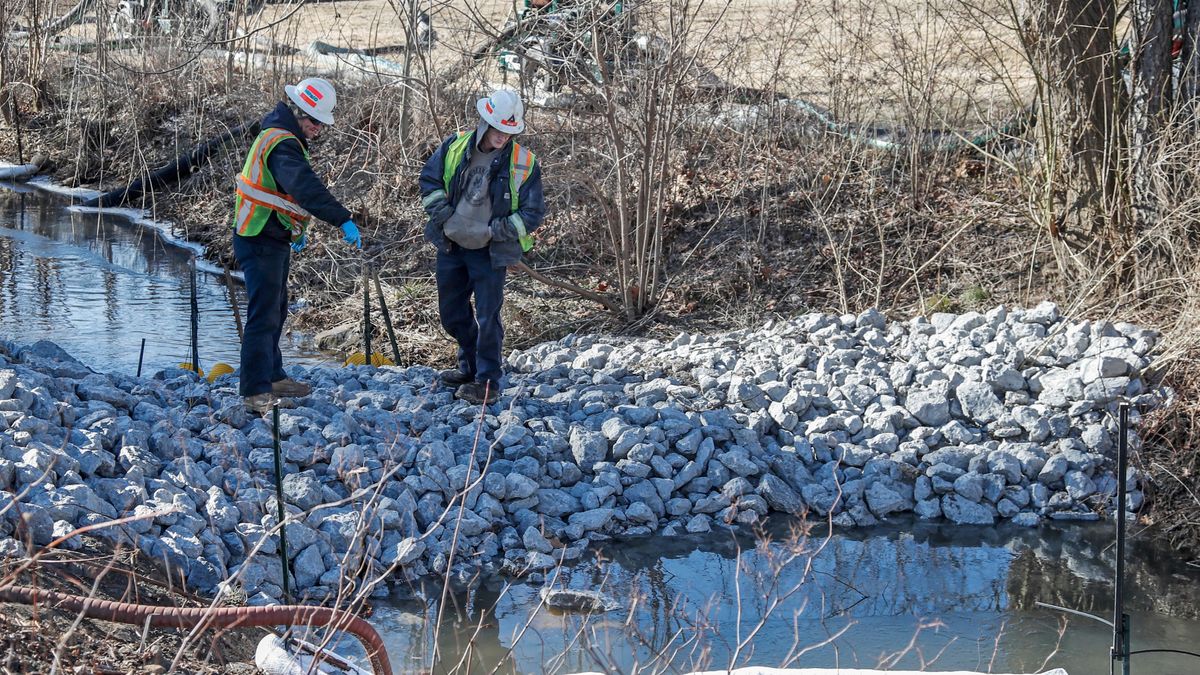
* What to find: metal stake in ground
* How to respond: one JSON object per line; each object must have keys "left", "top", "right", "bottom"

{"left": 136, "top": 338, "right": 146, "bottom": 378}
{"left": 1112, "top": 402, "right": 1131, "bottom": 675}
{"left": 271, "top": 404, "right": 292, "bottom": 604}
{"left": 190, "top": 258, "right": 201, "bottom": 374}
{"left": 372, "top": 270, "right": 401, "bottom": 364}
{"left": 362, "top": 267, "right": 372, "bottom": 365}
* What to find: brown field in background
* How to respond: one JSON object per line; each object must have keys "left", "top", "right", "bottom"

{"left": 254, "top": 0, "right": 1034, "bottom": 127}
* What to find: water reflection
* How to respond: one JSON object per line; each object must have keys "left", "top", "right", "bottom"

{"left": 0, "top": 185, "right": 333, "bottom": 375}
{"left": 370, "top": 519, "right": 1200, "bottom": 674}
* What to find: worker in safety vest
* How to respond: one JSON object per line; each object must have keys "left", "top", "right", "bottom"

{"left": 418, "top": 89, "right": 545, "bottom": 405}
{"left": 233, "top": 77, "right": 364, "bottom": 413}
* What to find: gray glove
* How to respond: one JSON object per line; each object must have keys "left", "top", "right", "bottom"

{"left": 489, "top": 216, "right": 519, "bottom": 242}
{"left": 428, "top": 202, "right": 454, "bottom": 228}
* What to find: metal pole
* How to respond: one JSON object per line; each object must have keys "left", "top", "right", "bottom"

{"left": 362, "top": 268, "right": 372, "bottom": 365}
{"left": 373, "top": 271, "right": 400, "bottom": 364}
{"left": 190, "top": 258, "right": 200, "bottom": 374}
{"left": 271, "top": 404, "right": 292, "bottom": 604}
{"left": 136, "top": 338, "right": 146, "bottom": 378}
{"left": 11, "top": 91, "right": 24, "bottom": 166}
{"left": 1113, "top": 402, "right": 1130, "bottom": 675}
{"left": 223, "top": 266, "right": 243, "bottom": 342}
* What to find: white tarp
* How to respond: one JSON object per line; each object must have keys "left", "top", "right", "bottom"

{"left": 571, "top": 670, "right": 1069, "bottom": 675}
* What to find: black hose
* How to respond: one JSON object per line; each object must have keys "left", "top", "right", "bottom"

{"left": 79, "top": 120, "right": 261, "bottom": 209}
{"left": 1129, "top": 648, "right": 1200, "bottom": 659}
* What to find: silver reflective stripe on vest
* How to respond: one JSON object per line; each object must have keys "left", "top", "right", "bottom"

{"left": 510, "top": 213, "right": 527, "bottom": 239}
{"left": 422, "top": 189, "right": 447, "bottom": 209}
{"left": 236, "top": 175, "right": 313, "bottom": 220}
{"left": 237, "top": 199, "right": 253, "bottom": 227}
{"left": 510, "top": 213, "right": 534, "bottom": 253}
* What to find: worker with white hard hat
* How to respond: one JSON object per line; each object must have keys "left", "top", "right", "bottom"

{"left": 418, "top": 88, "right": 546, "bottom": 405}
{"left": 232, "top": 77, "right": 364, "bottom": 413}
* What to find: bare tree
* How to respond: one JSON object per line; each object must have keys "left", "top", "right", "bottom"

{"left": 1127, "top": 0, "right": 1174, "bottom": 226}
{"left": 1021, "top": 0, "right": 1124, "bottom": 263}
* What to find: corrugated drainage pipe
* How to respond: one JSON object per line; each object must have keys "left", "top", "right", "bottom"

{"left": 0, "top": 584, "right": 391, "bottom": 675}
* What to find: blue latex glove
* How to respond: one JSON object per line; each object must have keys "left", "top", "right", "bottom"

{"left": 290, "top": 234, "right": 307, "bottom": 253}
{"left": 341, "top": 220, "right": 362, "bottom": 249}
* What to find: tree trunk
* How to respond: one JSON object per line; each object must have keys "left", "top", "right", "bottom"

{"left": 1181, "top": 1, "right": 1200, "bottom": 110}
{"left": 1026, "top": 0, "right": 1122, "bottom": 258}
{"left": 1128, "top": 0, "right": 1174, "bottom": 227}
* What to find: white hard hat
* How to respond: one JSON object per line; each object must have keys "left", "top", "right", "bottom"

{"left": 476, "top": 89, "right": 525, "bottom": 134}
{"left": 285, "top": 77, "right": 337, "bottom": 125}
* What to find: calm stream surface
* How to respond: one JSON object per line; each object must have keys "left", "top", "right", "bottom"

{"left": 4, "top": 183, "right": 1200, "bottom": 674}
{"left": 0, "top": 184, "right": 332, "bottom": 375}
{"left": 370, "top": 519, "right": 1200, "bottom": 674}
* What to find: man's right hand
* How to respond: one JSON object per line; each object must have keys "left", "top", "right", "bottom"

{"left": 428, "top": 202, "right": 454, "bottom": 228}
{"left": 341, "top": 220, "right": 363, "bottom": 249}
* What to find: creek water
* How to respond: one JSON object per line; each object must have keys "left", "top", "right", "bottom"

{"left": 366, "top": 519, "right": 1200, "bottom": 674}
{"left": 3, "top": 182, "right": 1200, "bottom": 675}
{"left": 0, "top": 183, "right": 333, "bottom": 375}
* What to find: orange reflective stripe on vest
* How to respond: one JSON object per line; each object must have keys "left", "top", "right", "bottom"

{"left": 236, "top": 176, "right": 312, "bottom": 221}
{"left": 233, "top": 128, "right": 312, "bottom": 239}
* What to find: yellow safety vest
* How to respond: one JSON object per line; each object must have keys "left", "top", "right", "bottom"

{"left": 423, "top": 132, "right": 537, "bottom": 252}
{"left": 232, "top": 128, "right": 312, "bottom": 240}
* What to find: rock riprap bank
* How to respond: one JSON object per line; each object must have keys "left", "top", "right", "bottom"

{"left": 0, "top": 303, "right": 1160, "bottom": 603}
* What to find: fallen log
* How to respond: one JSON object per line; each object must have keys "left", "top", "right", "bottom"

{"left": 79, "top": 119, "right": 260, "bottom": 208}
{"left": 515, "top": 261, "right": 622, "bottom": 314}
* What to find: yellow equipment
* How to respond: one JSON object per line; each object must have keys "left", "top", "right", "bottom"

{"left": 206, "top": 362, "right": 235, "bottom": 382}
{"left": 343, "top": 352, "right": 395, "bottom": 367}
{"left": 178, "top": 362, "right": 205, "bottom": 377}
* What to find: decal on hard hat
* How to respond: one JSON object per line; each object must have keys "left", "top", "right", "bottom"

{"left": 300, "top": 84, "right": 324, "bottom": 107}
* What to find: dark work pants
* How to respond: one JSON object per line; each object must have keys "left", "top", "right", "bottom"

{"left": 436, "top": 245, "right": 507, "bottom": 386}
{"left": 233, "top": 234, "right": 290, "bottom": 396}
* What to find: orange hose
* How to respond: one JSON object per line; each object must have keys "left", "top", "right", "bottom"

{"left": 0, "top": 584, "right": 391, "bottom": 675}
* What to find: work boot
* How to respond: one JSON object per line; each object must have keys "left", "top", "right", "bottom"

{"left": 455, "top": 381, "right": 499, "bottom": 405}
{"left": 439, "top": 369, "right": 473, "bottom": 387}
{"left": 272, "top": 378, "right": 312, "bottom": 397}
{"left": 244, "top": 392, "right": 279, "bottom": 414}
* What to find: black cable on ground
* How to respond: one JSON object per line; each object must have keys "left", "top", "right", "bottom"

{"left": 1129, "top": 648, "right": 1200, "bottom": 659}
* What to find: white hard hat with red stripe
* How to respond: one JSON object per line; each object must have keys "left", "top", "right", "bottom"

{"left": 285, "top": 77, "right": 338, "bottom": 125}
{"left": 476, "top": 89, "right": 525, "bottom": 134}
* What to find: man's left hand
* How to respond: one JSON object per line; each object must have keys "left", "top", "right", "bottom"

{"left": 290, "top": 235, "right": 308, "bottom": 253}
{"left": 490, "top": 216, "right": 519, "bottom": 242}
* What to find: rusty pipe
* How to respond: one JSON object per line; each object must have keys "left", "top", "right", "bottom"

{"left": 0, "top": 584, "right": 391, "bottom": 675}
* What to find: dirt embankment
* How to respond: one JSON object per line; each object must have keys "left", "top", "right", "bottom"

{"left": 1, "top": 541, "right": 260, "bottom": 672}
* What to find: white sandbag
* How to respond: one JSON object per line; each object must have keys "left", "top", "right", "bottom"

{"left": 0, "top": 163, "right": 40, "bottom": 181}
{"left": 254, "top": 634, "right": 371, "bottom": 675}
{"left": 0, "top": 154, "right": 48, "bottom": 181}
